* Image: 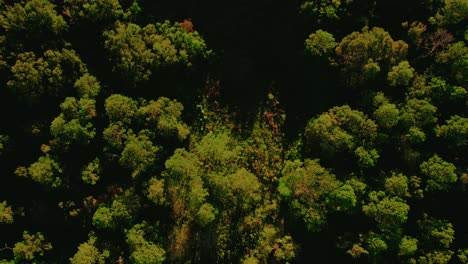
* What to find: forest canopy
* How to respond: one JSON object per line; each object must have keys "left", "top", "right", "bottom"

{"left": 0, "top": 0, "right": 467, "bottom": 263}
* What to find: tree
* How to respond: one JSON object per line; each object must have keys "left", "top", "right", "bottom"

{"left": 0, "top": 0, "right": 67, "bottom": 49}
{"left": 420, "top": 154, "right": 457, "bottom": 192}
{"left": 0, "top": 201, "right": 13, "bottom": 224}
{"left": 126, "top": 222, "right": 166, "bottom": 264}
{"left": 405, "top": 127, "right": 426, "bottom": 145}
{"left": 225, "top": 168, "right": 262, "bottom": 211}
{"left": 130, "top": 243, "right": 166, "bottom": 264}
{"left": 364, "top": 232, "right": 388, "bottom": 259}
{"left": 193, "top": 132, "right": 241, "bottom": 171}
{"left": 103, "top": 20, "right": 211, "bottom": 84}
{"left": 146, "top": 177, "right": 166, "bottom": 206}
{"left": 102, "top": 122, "right": 131, "bottom": 151}
{"left": 418, "top": 250, "right": 454, "bottom": 264}
{"left": 104, "top": 94, "right": 138, "bottom": 124}
{"left": 137, "top": 97, "right": 190, "bottom": 140}
{"left": 279, "top": 159, "right": 341, "bottom": 231}
{"left": 354, "top": 146, "right": 379, "bottom": 168}
{"left": 74, "top": 73, "right": 101, "bottom": 99}
{"left": 81, "top": 158, "right": 101, "bottom": 185}
{"left": 406, "top": 21, "right": 427, "bottom": 47}
{"left": 92, "top": 190, "right": 140, "bottom": 229}
{"left": 305, "top": 105, "right": 378, "bottom": 155}
{"left": 387, "top": 60, "right": 415, "bottom": 86}
{"left": 418, "top": 215, "right": 455, "bottom": 249}
{"left": 334, "top": 27, "right": 408, "bottom": 86}
{"left": 92, "top": 206, "right": 113, "bottom": 229}
{"left": 299, "top": 0, "right": 372, "bottom": 24}
{"left": 430, "top": 0, "right": 468, "bottom": 26}
{"left": 399, "top": 236, "right": 418, "bottom": 256}
{"left": 400, "top": 98, "right": 437, "bottom": 128}
{"left": 24, "top": 155, "right": 62, "bottom": 187}
{"left": 435, "top": 115, "right": 468, "bottom": 148}
{"left": 326, "top": 184, "right": 357, "bottom": 211}
{"left": 246, "top": 225, "right": 296, "bottom": 263}
{"left": 7, "top": 49, "right": 87, "bottom": 103}
{"left": 13, "top": 231, "right": 52, "bottom": 262}
{"left": 374, "top": 102, "right": 399, "bottom": 129}
{"left": 119, "top": 132, "right": 159, "bottom": 178}
{"left": 385, "top": 173, "right": 410, "bottom": 198}
{"left": 435, "top": 42, "right": 468, "bottom": 86}
{"left": 70, "top": 237, "right": 109, "bottom": 264}
{"left": 50, "top": 97, "right": 96, "bottom": 150}
{"left": 300, "top": 0, "right": 344, "bottom": 21}
{"left": 305, "top": 30, "right": 337, "bottom": 57}
{"left": 195, "top": 203, "right": 217, "bottom": 227}
{"left": 362, "top": 191, "right": 410, "bottom": 233}
{"left": 63, "top": 0, "right": 123, "bottom": 23}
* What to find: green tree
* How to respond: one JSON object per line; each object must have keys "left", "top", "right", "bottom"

{"left": 81, "top": 158, "right": 101, "bottom": 185}
{"left": 119, "top": 132, "right": 159, "bottom": 178}
{"left": 305, "top": 105, "right": 378, "bottom": 155}
{"left": 0, "top": 0, "right": 67, "bottom": 48}
{"left": 24, "top": 155, "right": 62, "bottom": 187}
{"left": 399, "top": 236, "right": 418, "bottom": 256}
{"left": 326, "top": 184, "right": 357, "bottom": 211}
{"left": 13, "top": 231, "right": 52, "bottom": 262}
{"left": 103, "top": 21, "right": 211, "bottom": 84}
{"left": 104, "top": 94, "right": 138, "bottom": 124}
{"left": 419, "top": 250, "right": 454, "bottom": 264}
{"left": 63, "top": 0, "right": 123, "bottom": 23}
{"left": 420, "top": 154, "right": 457, "bottom": 191}
{"left": 247, "top": 225, "right": 296, "bottom": 263}
{"left": 102, "top": 122, "right": 131, "bottom": 151}
{"left": 195, "top": 203, "right": 217, "bottom": 227}
{"left": 7, "top": 49, "right": 86, "bottom": 103}
{"left": 279, "top": 159, "right": 341, "bottom": 231}
{"left": 430, "top": 0, "right": 468, "bottom": 26}
{"left": 387, "top": 60, "right": 415, "bottom": 86}
{"left": 92, "top": 190, "right": 140, "bottom": 229}
{"left": 362, "top": 191, "right": 410, "bottom": 233}
{"left": 69, "top": 236, "right": 109, "bottom": 264}
{"left": 374, "top": 102, "right": 400, "bottom": 129}
{"left": 50, "top": 97, "right": 96, "bottom": 150}
{"left": 405, "top": 126, "right": 427, "bottom": 144}
{"left": 435, "top": 42, "right": 468, "bottom": 86}
{"left": 385, "top": 173, "right": 410, "bottom": 198}
{"left": 334, "top": 27, "right": 408, "bottom": 86}
{"left": 126, "top": 222, "right": 166, "bottom": 264}
{"left": 305, "top": 30, "right": 337, "bottom": 57}
{"left": 400, "top": 98, "right": 438, "bottom": 127}
{"left": 92, "top": 206, "right": 113, "bottom": 229}
{"left": 418, "top": 215, "right": 455, "bottom": 249}
{"left": 0, "top": 201, "right": 13, "bottom": 224}
{"left": 74, "top": 73, "right": 101, "bottom": 99}
{"left": 225, "top": 168, "right": 262, "bottom": 211}
{"left": 435, "top": 115, "right": 468, "bottom": 148}
{"left": 354, "top": 146, "right": 379, "bottom": 168}
{"left": 364, "top": 232, "right": 388, "bottom": 259}
{"left": 457, "top": 249, "right": 468, "bottom": 263}
{"left": 137, "top": 97, "right": 190, "bottom": 140}
{"left": 146, "top": 177, "right": 166, "bottom": 206}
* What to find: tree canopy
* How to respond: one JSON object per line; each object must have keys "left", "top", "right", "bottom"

{"left": 0, "top": 0, "right": 466, "bottom": 263}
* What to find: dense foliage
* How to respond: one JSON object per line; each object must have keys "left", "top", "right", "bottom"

{"left": 0, "top": 0, "right": 466, "bottom": 263}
